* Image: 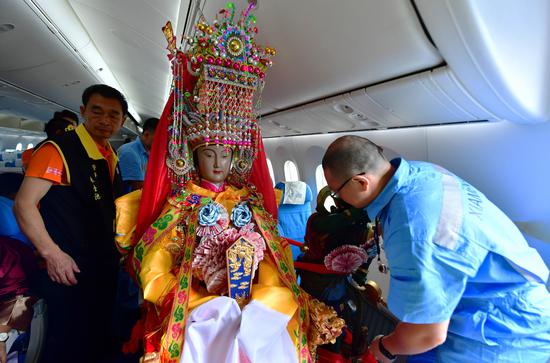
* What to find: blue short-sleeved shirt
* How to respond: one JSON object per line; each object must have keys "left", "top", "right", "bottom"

{"left": 117, "top": 138, "right": 148, "bottom": 183}
{"left": 366, "top": 158, "right": 550, "bottom": 351}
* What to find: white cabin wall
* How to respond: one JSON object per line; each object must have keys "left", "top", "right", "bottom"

{"left": 0, "top": 134, "right": 44, "bottom": 151}
{"left": 264, "top": 120, "right": 550, "bottom": 296}
{"left": 265, "top": 120, "right": 550, "bottom": 228}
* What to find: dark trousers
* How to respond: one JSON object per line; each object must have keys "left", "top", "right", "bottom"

{"left": 33, "top": 263, "right": 118, "bottom": 363}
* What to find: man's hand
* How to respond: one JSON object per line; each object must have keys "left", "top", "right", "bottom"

{"left": 43, "top": 247, "right": 80, "bottom": 285}
{"left": 14, "top": 176, "right": 82, "bottom": 286}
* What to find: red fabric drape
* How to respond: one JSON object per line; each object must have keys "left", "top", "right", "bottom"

{"left": 249, "top": 133, "right": 277, "bottom": 219}
{"left": 134, "top": 93, "right": 172, "bottom": 243}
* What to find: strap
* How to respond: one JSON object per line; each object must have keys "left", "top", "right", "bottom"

{"left": 379, "top": 336, "right": 397, "bottom": 361}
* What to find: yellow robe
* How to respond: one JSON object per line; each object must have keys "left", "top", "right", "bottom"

{"left": 137, "top": 183, "right": 302, "bottom": 361}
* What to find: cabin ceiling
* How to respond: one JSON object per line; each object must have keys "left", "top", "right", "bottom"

{"left": 1, "top": 0, "right": 549, "bottom": 138}
{"left": 0, "top": 0, "right": 442, "bottom": 127}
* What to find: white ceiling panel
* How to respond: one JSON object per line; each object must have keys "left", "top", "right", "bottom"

{"left": 200, "top": 0, "right": 442, "bottom": 111}
{"left": 0, "top": 0, "right": 65, "bottom": 72}
{"left": 68, "top": 0, "right": 183, "bottom": 119}
{"left": 0, "top": 0, "right": 98, "bottom": 111}
{"left": 416, "top": 0, "right": 550, "bottom": 124}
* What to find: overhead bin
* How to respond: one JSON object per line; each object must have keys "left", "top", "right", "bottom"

{"left": 261, "top": 67, "right": 494, "bottom": 137}
{"left": 0, "top": 81, "right": 62, "bottom": 122}
{"left": 200, "top": 0, "right": 443, "bottom": 112}
{"left": 415, "top": 0, "right": 550, "bottom": 124}
{"left": 359, "top": 67, "right": 495, "bottom": 126}
{"left": 0, "top": 0, "right": 98, "bottom": 115}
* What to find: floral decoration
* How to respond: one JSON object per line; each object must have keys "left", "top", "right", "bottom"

{"left": 196, "top": 202, "right": 229, "bottom": 237}
{"left": 324, "top": 244, "right": 368, "bottom": 274}
{"left": 231, "top": 203, "right": 252, "bottom": 227}
{"left": 184, "top": 194, "right": 202, "bottom": 206}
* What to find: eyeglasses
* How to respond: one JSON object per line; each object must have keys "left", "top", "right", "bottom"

{"left": 330, "top": 172, "right": 366, "bottom": 199}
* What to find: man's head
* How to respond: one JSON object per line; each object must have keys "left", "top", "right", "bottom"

{"left": 322, "top": 135, "right": 389, "bottom": 209}
{"left": 140, "top": 117, "right": 159, "bottom": 151}
{"left": 44, "top": 109, "right": 79, "bottom": 138}
{"left": 80, "top": 84, "right": 127, "bottom": 144}
{"left": 54, "top": 109, "right": 79, "bottom": 126}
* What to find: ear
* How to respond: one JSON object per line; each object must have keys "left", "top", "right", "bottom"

{"left": 355, "top": 174, "right": 370, "bottom": 192}
{"left": 79, "top": 105, "right": 85, "bottom": 117}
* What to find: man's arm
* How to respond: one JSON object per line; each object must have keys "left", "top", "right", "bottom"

{"left": 13, "top": 176, "right": 80, "bottom": 286}
{"left": 369, "top": 321, "right": 449, "bottom": 361}
{"left": 118, "top": 148, "right": 144, "bottom": 190}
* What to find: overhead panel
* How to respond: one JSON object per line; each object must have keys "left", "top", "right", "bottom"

{"left": 0, "top": 0, "right": 97, "bottom": 113}
{"left": 68, "top": 0, "right": 182, "bottom": 118}
{"left": 415, "top": 0, "right": 550, "bottom": 124}
{"left": 201, "top": 0, "right": 442, "bottom": 112}
{"left": 261, "top": 67, "right": 495, "bottom": 137}
{"left": 363, "top": 68, "right": 494, "bottom": 126}
{"left": 0, "top": 82, "right": 62, "bottom": 122}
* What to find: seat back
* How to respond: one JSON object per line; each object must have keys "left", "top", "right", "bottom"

{"left": 275, "top": 181, "right": 312, "bottom": 259}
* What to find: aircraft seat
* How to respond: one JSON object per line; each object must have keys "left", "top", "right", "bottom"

{"left": 274, "top": 181, "right": 313, "bottom": 260}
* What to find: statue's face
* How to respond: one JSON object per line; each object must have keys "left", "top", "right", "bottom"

{"left": 196, "top": 145, "right": 233, "bottom": 184}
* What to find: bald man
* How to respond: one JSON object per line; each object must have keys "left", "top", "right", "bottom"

{"left": 322, "top": 135, "right": 550, "bottom": 363}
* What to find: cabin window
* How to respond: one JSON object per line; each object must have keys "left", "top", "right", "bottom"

{"left": 15, "top": 143, "right": 23, "bottom": 151}
{"left": 284, "top": 160, "right": 299, "bottom": 182}
{"left": 26, "top": 143, "right": 34, "bottom": 150}
{"left": 315, "top": 164, "right": 335, "bottom": 211}
{"left": 266, "top": 158, "right": 275, "bottom": 186}
{"left": 315, "top": 165, "right": 327, "bottom": 191}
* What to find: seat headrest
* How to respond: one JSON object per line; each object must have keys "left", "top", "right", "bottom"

{"left": 275, "top": 181, "right": 312, "bottom": 205}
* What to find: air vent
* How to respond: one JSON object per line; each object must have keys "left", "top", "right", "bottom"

{"left": 0, "top": 24, "right": 15, "bottom": 33}
{"left": 349, "top": 112, "right": 368, "bottom": 121}
{"left": 62, "top": 80, "right": 81, "bottom": 87}
{"left": 333, "top": 104, "right": 354, "bottom": 114}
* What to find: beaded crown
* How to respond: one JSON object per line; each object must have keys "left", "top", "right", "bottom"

{"left": 162, "top": 2, "right": 275, "bottom": 187}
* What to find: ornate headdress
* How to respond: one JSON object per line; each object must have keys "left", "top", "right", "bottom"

{"left": 162, "top": 2, "right": 275, "bottom": 188}
{"left": 133, "top": 2, "right": 278, "bottom": 247}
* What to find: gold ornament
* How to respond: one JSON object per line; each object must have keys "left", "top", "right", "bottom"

{"left": 228, "top": 37, "right": 243, "bottom": 55}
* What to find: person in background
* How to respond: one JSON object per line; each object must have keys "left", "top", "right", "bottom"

{"left": 21, "top": 110, "right": 79, "bottom": 169}
{"left": 0, "top": 173, "right": 37, "bottom": 363}
{"left": 117, "top": 117, "right": 159, "bottom": 192}
{"left": 322, "top": 135, "right": 550, "bottom": 363}
{"left": 13, "top": 84, "right": 126, "bottom": 363}
{"left": 0, "top": 173, "right": 29, "bottom": 246}
{"left": 0, "top": 237, "right": 37, "bottom": 363}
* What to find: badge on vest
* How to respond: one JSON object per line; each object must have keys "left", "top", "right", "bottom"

{"left": 90, "top": 164, "right": 102, "bottom": 200}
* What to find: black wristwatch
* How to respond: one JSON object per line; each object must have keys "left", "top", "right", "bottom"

{"left": 379, "top": 336, "right": 397, "bottom": 361}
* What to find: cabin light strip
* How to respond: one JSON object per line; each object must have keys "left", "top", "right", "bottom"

{"left": 22, "top": 0, "right": 142, "bottom": 123}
